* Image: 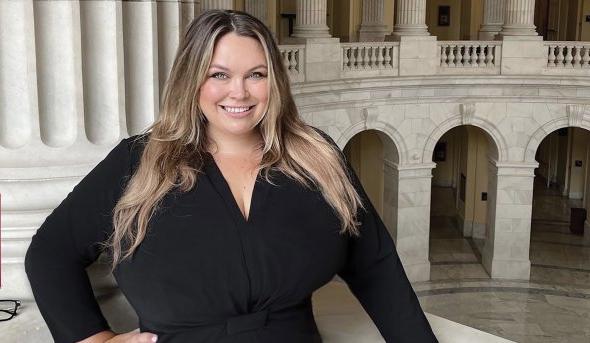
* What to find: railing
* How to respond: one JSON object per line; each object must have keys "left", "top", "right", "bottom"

{"left": 279, "top": 45, "right": 305, "bottom": 83}
{"left": 545, "top": 42, "right": 590, "bottom": 68}
{"left": 438, "top": 41, "right": 501, "bottom": 74}
{"left": 341, "top": 42, "right": 399, "bottom": 77}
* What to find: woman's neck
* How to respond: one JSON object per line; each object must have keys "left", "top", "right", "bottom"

{"left": 207, "top": 129, "right": 264, "bottom": 156}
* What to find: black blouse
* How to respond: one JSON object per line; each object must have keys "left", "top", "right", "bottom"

{"left": 25, "top": 129, "right": 437, "bottom": 343}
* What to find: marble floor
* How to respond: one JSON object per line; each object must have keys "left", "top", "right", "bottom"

{"left": 420, "top": 182, "right": 590, "bottom": 343}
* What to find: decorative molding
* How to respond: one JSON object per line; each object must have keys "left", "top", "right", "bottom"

{"left": 460, "top": 103, "right": 476, "bottom": 125}
{"left": 567, "top": 104, "right": 588, "bottom": 127}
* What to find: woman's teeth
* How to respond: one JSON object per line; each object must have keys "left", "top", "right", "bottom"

{"left": 222, "top": 106, "right": 252, "bottom": 113}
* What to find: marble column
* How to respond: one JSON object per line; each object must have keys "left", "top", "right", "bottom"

{"left": 34, "top": 0, "right": 82, "bottom": 147}
{"left": 499, "top": 0, "right": 537, "bottom": 36}
{"left": 392, "top": 164, "right": 434, "bottom": 282}
{"left": 390, "top": 0, "right": 429, "bottom": 38}
{"left": 0, "top": 0, "right": 37, "bottom": 149}
{"left": 245, "top": 0, "right": 267, "bottom": 25}
{"left": 81, "top": 0, "right": 125, "bottom": 144}
{"left": 482, "top": 163, "right": 537, "bottom": 279}
{"left": 292, "top": 0, "right": 331, "bottom": 39}
{"left": 479, "top": 0, "right": 505, "bottom": 40}
{"left": 201, "top": 0, "right": 233, "bottom": 11}
{"left": 358, "top": 0, "right": 389, "bottom": 42}
{"left": 122, "top": 1, "right": 159, "bottom": 135}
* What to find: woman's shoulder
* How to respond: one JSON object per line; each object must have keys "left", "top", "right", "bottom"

{"left": 308, "top": 125, "right": 339, "bottom": 147}
{"left": 121, "top": 133, "right": 150, "bottom": 170}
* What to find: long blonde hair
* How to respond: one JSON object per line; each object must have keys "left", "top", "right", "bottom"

{"left": 106, "top": 10, "right": 365, "bottom": 270}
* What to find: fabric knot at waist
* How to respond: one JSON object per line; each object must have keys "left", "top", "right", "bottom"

{"left": 140, "top": 298, "right": 316, "bottom": 337}
{"left": 226, "top": 309, "right": 269, "bottom": 335}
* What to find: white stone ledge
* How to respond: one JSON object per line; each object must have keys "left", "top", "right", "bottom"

{"left": 1, "top": 281, "right": 515, "bottom": 343}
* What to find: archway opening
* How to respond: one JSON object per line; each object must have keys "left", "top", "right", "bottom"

{"left": 343, "top": 129, "right": 400, "bottom": 240}
{"left": 530, "top": 127, "right": 590, "bottom": 285}
{"left": 429, "top": 125, "right": 498, "bottom": 280}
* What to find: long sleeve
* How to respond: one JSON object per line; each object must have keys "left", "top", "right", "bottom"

{"left": 337, "top": 167, "right": 437, "bottom": 342}
{"left": 310, "top": 126, "right": 437, "bottom": 342}
{"left": 25, "top": 138, "right": 133, "bottom": 343}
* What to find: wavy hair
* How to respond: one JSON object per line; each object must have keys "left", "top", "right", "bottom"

{"left": 105, "top": 10, "right": 365, "bottom": 270}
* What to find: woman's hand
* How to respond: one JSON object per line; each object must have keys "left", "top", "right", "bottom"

{"left": 78, "top": 330, "right": 157, "bottom": 343}
{"left": 105, "top": 331, "right": 158, "bottom": 343}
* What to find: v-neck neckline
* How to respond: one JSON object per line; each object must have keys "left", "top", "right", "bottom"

{"left": 204, "top": 152, "right": 266, "bottom": 225}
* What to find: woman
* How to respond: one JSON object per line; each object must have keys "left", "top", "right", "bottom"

{"left": 25, "top": 10, "right": 437, "bottom": 343}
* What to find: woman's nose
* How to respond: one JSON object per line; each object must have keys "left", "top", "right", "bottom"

{"left": 229, "top": 78, "right": 249, "bottom": 99}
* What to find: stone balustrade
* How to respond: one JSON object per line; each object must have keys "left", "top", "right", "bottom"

{"left": 545, "top": 42, "right": 590, "bottom": 69}
{"left": 438, "top": 41, "right": 501, "bottom": 74}
{"left": 543, "top": 42, "right": 590, "bottom": 76}
{"left": 341, "top": 42, "right": 399, "bottom": 77}
{"left": 279, "top": 45, "right": 306, "bottom": 83}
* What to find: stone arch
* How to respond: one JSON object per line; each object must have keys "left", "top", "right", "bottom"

{"left": 336, "top": 120, "right": 404, "bottom": 165}
{"left": 422, "top": 115, "right": 507, "bottom": 164}
{"left": 524, "top": 117, "right": 590, "bottom": 163}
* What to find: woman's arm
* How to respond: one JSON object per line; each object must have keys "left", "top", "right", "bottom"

{"left": 311, "top": 127, "right": 437, "bottom": 342}
{"left": 25, "top": 138, "right": 138, "bottom": 342}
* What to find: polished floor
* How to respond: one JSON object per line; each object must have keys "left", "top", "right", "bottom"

{"left": 419, "top": 181, "right": 590, "bottom": 343}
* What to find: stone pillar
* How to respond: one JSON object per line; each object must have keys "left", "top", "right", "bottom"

{"left": 292, "top": 0, "right": 331, "bottom": 39}
{"left": 389, "top": 0, "right": 429, "bottom": 38}
{"left": 482, "top": 162, "right": 537, "bottom": 279}
{"left": 383, "top": 0, "right": 436, "bottom": 76}
{"left": 358, "top": 0, "right": 389, "bottom": 42}
{"left": 499, "top": 0, "right": 537, "bottom": 36}
{"left": 122, "top": 1, "right": 159, "bottom": 135}
{"left": 0, "top": 0, "right": 37, "bottom": 149}
{"left": 245, "top": 0, "right": 267, "bottom": 25}
{"left": 201, "top": 0, "right": 233, "bottom": 11}
{"left": 479, "top": 0, "right": 505, "bottom": 40}
{"left": 181, "top": 0, "right": 198, "bottom": 31}
{"left": 392, "top": 163, "right": 435, "bottom": 282}
{"left": 81, "top": 0, "right": 125, "bottom": 144}
{"left": 34, "top": 0, "right": 82, "bottom": 147}
{"left": 497, "top": 0, "right": 544, "bottom": 74}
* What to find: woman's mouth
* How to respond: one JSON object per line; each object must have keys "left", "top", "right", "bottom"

{"left": 220, "top": 105, "right": 255, "bottom": 118}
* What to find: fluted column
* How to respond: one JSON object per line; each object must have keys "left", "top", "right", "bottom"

{"left": 292, "top": 0, "right": 331, "bottom": 39}
{"left": 479, "top": 0, "right": 505, "bottom": 40}
{"left": 499, "top": 0, "right": 537, "bottom": 36}
{"left": 0, "top": 0, "right": 37, "bottom": 149}
{"left": 122, "top": 1, "right": 159, "bottom": 135}
{"left": 201, "top": 0, "right": 233, "bottom": 11}
{"left": 391, "top": 0, "right": 429, "bottom": 37}
{"left": 245, "top": 0, "right": 267, "bottom": 25}
{"left": 34, "top": 0, "right": 82, "bottom": 147}
{"left": 358, "top": 0, "right": 389, "bottom": 41}
{"left": 81, "top": 0, "right": 125, "bottom": 144}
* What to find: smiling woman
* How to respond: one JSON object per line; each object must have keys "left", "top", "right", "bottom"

{"left": 199, "top": 32, "right": 269, "bottom": 147}
{"left": 24, "top": 9, "right": 437, "bottom": 343}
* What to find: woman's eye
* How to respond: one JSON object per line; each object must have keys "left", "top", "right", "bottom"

{"left": 249, "top": 72, "right": 266, "bottom": 79}
{"left": 211, "top": 72, "right": 228, "bottom": 79}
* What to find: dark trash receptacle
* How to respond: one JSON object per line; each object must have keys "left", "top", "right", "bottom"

{"left": 570, "top": 208, "right": 586, "bottom": 235}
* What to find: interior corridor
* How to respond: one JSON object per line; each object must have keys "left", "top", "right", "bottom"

{"left": 420, "top": 180, "right": 590, "bottom": 342}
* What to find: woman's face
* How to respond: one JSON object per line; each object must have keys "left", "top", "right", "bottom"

{"left": 198, "top": 32, "right": 269, "bottom": 141}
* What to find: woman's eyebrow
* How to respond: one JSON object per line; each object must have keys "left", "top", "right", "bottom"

{"left": 209, "top": 64, "right": 267, "bottom": 72}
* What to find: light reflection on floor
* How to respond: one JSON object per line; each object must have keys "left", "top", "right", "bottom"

{"left": 419, "top": 181, "right": 590, "bottom": 343}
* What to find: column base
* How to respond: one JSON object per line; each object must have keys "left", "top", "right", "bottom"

{"left": 478, "top": 24, "right": 502, "bottom": 40}
{"left": 482, "top": 254, "right": 531, "bottom": 280}
{"left": 404, "top": 260, "right": 431, "bottom": 282}
{"left": 358, "top": 24, "right": 389, "bottom": 42}
{"left": 498, "top": 25, "right": 539, "bottom": 37}
{"left": 385, "top": 25, "right": 430, "bottom": 41}
{"left": 292, "top": 25, "right": 331, "bottom": 39}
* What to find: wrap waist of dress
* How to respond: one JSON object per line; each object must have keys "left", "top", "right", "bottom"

{"left": 139, "top": 298, "right": 319, "bottom": 338}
